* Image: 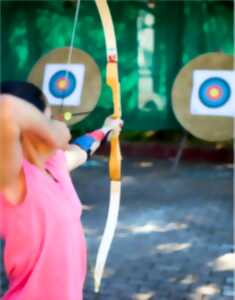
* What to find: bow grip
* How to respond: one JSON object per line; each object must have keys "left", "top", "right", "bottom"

{"left": 109, "top": 134, "right": 121, "bottom": 181}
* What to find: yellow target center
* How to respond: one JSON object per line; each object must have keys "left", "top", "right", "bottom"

{"left": 209, "top": 88, "right": 220, "bottom": 98}
{"left": 57, "top": 79, "right": 68, "bottom": 90}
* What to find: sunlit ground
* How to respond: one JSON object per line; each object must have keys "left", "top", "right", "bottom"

{"left": 71, "top": 157, "right": 233, "bottom": 300}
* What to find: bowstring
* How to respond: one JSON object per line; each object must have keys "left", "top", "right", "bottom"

{"left": 60, "top": 0, "right": 81, "bottom": 115}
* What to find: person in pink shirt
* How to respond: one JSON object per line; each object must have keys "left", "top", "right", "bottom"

{"left": 0, "top": 81, "right": 122, "bottom": 300}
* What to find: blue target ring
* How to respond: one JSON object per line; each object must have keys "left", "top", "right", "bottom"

{"left": 198, "top": 77, "right": 231, "bottom": 108}
{"left": 49, "top": 70, "right": 76, "bottom": 99}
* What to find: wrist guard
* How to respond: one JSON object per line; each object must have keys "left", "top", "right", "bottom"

{"left": 72, "top": 129, "right": 106, "bottom": 157}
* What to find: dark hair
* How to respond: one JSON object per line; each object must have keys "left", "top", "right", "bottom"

{"left": 0, "top": 81, "right": 47, "bottom": 112}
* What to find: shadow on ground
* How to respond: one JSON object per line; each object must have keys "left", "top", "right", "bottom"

{"left": 71, "top": 157, "right": 234, "bottom": 300}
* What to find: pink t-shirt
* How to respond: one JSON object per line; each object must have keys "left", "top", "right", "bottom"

{"left": 0, "top": 150, "right": 87, "bottom": 300}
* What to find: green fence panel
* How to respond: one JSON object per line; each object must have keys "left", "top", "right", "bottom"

{"left": 1, "top": 0, "right": 233, "bottom": 132}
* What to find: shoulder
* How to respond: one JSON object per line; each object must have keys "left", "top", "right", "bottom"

{"left": 45, "top": 149, "right": 66, "bottom": 166}
{"left": 45, "top": 149, "right": 68, "bottom": 176}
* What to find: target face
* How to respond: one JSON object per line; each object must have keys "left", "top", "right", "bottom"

{"left": 190, "top": 70, "right": 234, "bottom": 117}
{"left": 198, "top": 77, "right": 231, "bottom": 108}
{"left": 49, "top": 70, "right": 77, "bottom": 98}
{"left": 42, "top": 64, "right": 85, "bottom": 106}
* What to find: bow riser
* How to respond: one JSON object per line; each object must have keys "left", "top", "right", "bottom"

{"left": 107, "top": 62, "right": 121, "bottom": 182}
{"left": 109, "top": 135, "right": 121, "bottom": 181}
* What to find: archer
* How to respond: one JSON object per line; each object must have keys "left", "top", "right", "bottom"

{"left": 0, "top": 80, "right": 122, "bottom": 300}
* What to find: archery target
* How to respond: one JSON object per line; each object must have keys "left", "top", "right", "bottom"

{"left": 172, "top": 52, "right": 233, "bottom": 142}
{"left": 190, "top": 70, "right": 235, "bottom": 117}
{"left": 199, "top": 77, "right": 231, "bottom": 108}
{"left": 42, "top": 64, "right": 85, "bottom": 106}
{"left": 28, "top": 47, "right": 102, "bottom": 125}
{"left": 49, "top": 70, "right": 76, "bottom": 98}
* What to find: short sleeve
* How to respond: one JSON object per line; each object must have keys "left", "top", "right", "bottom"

{"left": 44, "top": 149, "right": 68, "bottom": 178}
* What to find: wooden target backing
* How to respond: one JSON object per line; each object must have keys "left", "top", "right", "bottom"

{"left": 172, "top": 52, "right": 233, "bottom": 142}
{"left": 28, "top": 47, "right": 102, "bottom": 125}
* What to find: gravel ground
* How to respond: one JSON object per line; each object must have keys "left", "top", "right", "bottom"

{"left": 71, "top": 157, "right": 234, "bottom": 300}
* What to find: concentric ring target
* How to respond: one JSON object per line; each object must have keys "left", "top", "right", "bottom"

{"left": 49, "top": 70, "right": 76, "bottom": 98}
{"left": 199, "top": 77, "right": 231, "bottom": 108}
{"left": 28, "top": 47, "right": 102, "bottom": 125}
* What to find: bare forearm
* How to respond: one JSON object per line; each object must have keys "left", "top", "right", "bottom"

{"left": 4, "top": 94, "right": 70, "bottom": 149}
